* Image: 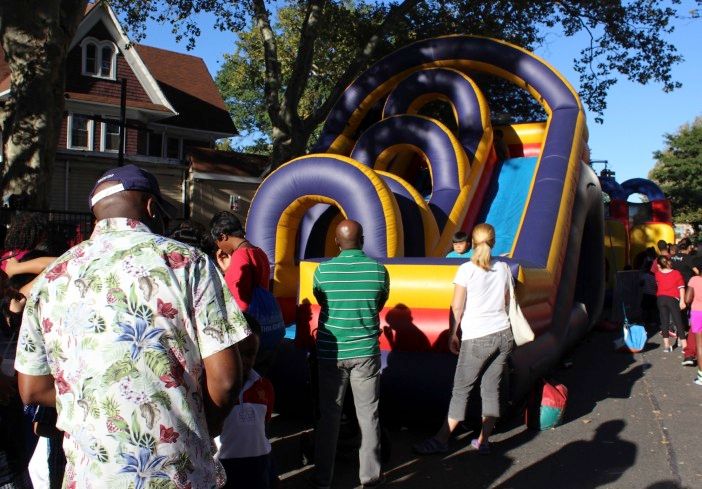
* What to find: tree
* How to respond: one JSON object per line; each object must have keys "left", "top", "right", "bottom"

{"left": 113, "top": 0, "right": 692, "bottom": 169}
{"left": 650, "top": 116, "right": 702, "bottom": 226}
{"left": 0, "top": 0, "right": 87, "bottom": 207}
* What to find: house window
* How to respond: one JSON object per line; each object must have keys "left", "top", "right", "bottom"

{"left": 67, "top": 114, "right": 93, "bottom": 150}
{"left": 84, "top": 43, "right": 97, "bottom": 74}
{"left": 101, "top": 121, "right": 121, "bottom": 152}
{"left": 147, "top": 132, "right": 163, "bottom": 157}
{"left": 81, "top": 37, "right": 117, "bottom": 80}
{"left": 100, "top": 45, "right": 115, "bottom": 78}
{"left": 166, "top": 137, "right": 181, "bottom": 159}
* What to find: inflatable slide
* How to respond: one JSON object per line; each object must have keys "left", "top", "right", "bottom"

{"left": 600, "top": 176, "right": 675, "bottom": 277}
{"left": 247, "top": 35, "right": 605, "bottom": 405}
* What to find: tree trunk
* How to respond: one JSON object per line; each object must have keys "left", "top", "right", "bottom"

{"left": 0, "top": 0, "right": 86, "bottom": 209}
{"left": 270, "top": 123, "right": 313, "bottom": 171}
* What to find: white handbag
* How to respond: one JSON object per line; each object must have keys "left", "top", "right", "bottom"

{"left": 505, "top": 263, "right": 534, "bottom": 346}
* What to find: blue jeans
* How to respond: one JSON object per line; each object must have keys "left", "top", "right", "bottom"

{"left": 313, "top": 355, "right": 382, "bottom": 488}
{"left": 448, "top": 328, "right": 514, "bottom": 420}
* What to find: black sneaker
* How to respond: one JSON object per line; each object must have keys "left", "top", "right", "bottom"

{"left": 682, "top": 357, "right": 696, "bottom": 366}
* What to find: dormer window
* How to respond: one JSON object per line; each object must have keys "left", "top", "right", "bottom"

{"left": 81, "top": 37, "right": 117, "bottom": 80}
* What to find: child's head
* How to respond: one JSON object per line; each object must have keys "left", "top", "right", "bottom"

{"left": 240, "top": 313, "right": 261, "bottom": 380}
{"left": 452, "top": 231, "right": 469, "bottom": 254}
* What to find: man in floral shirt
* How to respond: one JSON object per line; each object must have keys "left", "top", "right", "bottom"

{"left": 15, "top": 165, "right": 250, "bottom": 489}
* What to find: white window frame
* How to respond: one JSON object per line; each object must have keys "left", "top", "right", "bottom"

{"left": 80, "top": 37, "right": 117, "bottom": 80}
{"left": 67, "top": 113, "right": 94, "bottom": 151}
{"left": 100, "top": 120, "right": 122, "bottom": 153}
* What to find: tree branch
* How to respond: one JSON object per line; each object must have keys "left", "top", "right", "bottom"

{"left": 307, "top": 0, "right": 419, "bottom": 128}
{"left": 284, "top": 0, "right": 327, "bottom": 122}
{"left": 250, "top": 0, "right": 287, "bottom": 130}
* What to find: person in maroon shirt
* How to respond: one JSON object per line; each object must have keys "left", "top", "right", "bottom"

{"left": 209, "top": 211, "right": 271, "bottom": 311}
{"left": 654, "top": 255, "right": 687, "bottom": 353}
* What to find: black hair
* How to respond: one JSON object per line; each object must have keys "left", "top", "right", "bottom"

{"left": 209, "top": 211, "right": 244, "bottom": 241}
{"left": 657, "top": 254, "right": 670, "bottom": 268}
{"left": 169, "top": 221, "right": 206, "bottom": 249}
{"left": 452, "top": 231, "right": 468, "bottom": 243}
{"left": 657, "top": 239, "right": 667, "bottom": 252}
{"left": 243, "top": 312, "right": 261, "bottom": 337}
{"left": 677, "top": 238, "right": 692, "bottom": 250}
{"left": 3, "top": 212, "right": 47, "bottom": 250}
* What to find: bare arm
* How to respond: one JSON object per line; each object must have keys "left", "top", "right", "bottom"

{"left": 679, "top": 287, "right": 686, "bottom": 309}
{"left": 202, "top": 344, "right": 243, "bottom": 437}
{"left": 18, "top": 373, "right": 56, "bottom": 407}
{"left": 686, "top": 286, "right": 694, "bottom": 305}
{"left": 448, "top": 285, "right": 467, "bottom": 354}
{"left": 5, "top": 256, "right": 56, "bottom": 277}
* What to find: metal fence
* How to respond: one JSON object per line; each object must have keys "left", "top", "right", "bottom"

{"left": 0, "top": 208, "right": 94, "bottom": 251}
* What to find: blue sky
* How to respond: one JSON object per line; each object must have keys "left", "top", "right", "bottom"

{"left": 140, "top": 2, "right": 701, "bottom": 184}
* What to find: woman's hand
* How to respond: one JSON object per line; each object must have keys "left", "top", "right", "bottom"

{"left": 449, "top": 332, "right": 461, "bottom": 355}
{"left": 679, "top": 299, "right": 686, "bottom": 310}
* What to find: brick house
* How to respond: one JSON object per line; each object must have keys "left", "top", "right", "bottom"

{"left": 0, "top": 1, "right": 265, "bottom": 224}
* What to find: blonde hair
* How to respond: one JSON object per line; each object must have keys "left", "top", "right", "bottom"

{"left": 471, "top": 223, "right": 496, "bottom": 271}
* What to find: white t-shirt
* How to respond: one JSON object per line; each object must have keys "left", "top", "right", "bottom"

{"left": 453, "top": 260, "right": 511, "bottom": 340}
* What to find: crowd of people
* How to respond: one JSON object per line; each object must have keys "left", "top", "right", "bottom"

{"left": 638, "top": 237, "right": 702, "bottom": 384}
{"left": 9, "top": 162, "right": 684, "bottom": 488}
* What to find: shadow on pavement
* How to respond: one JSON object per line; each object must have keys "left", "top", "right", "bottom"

{"left": 494, "top": 420, "right": 636, "bottom": 488}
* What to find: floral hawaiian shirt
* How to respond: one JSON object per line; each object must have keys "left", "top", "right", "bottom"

{"left": 15, "top": 218, "right": 250, "bottom": 489}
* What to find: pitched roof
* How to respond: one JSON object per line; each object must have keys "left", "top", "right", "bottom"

{"left": 64, "top": 91, "right": 172, "bottom": 113}
{"left": 187, "top": 147, "right": 269, "bottom": 178}
{"left": 1, "top": 3, "right": 236, "bottom": 136}
{"left": 134, "top": 45, "right": 236, "bottom": 135}
{"left": 0, "top": 2, "right": 100, "bottom": 93}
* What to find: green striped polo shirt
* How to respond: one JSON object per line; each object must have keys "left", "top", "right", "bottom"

{"left": 313, "top": 249, "right": 390, "bottom": 361}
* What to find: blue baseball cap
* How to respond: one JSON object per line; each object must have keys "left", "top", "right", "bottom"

{"left": 89, "top": 164, "right": 177, "bottom": 217}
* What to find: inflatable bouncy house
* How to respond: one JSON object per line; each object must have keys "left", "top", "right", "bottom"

{"left": 601, "top": 176, "right": 674, "bottom": 284}
{"left": 247, "top": 36, "right": 605, "bottom": 414}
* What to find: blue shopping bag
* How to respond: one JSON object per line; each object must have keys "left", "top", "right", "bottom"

{"left": 617, "top": 304, "right": 647, "bottom": 353}
{"left": 247, "top": 286, "right": 285, "bottom": 351}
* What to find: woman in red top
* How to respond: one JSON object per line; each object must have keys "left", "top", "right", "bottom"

{"left": 209, "top": 211, "right": 270, "bottom": 311}
{"left": 654, "top": 255, "right": 687, "bottom": 353}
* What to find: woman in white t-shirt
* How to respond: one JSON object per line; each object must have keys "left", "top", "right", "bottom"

{"left": 414, "top": 223, "right": 514, "bottom": 455}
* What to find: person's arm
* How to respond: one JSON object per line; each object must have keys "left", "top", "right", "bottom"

{"left": 686, "top": 282, "right": 694, "bottom": 305}
{"left": 378, "top": 266, "right": 390, "bottom": 311}
{"left": 5, "top": 256, "right": 56, "bottom": 277}
{"left": 193, "top": 255, "right": 250, "bottom": 436}
{"left": 448, "top": 284, "right": 466, "bottom": 355}
{"left": 679, "top": 286, "right": 686, "bottom": 309}
{"left": 18, "top": 373, "right": 56, "bottom": 406}
{"left": 202, "top": 345, "right": 242, "bottom": 437}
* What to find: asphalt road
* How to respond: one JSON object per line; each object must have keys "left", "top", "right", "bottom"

{"left": 267, "top": 327, "right": 702, "bottom": 489}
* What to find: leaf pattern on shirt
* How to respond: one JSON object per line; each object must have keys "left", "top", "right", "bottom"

{"left": 15, "top": 218, "right": 251, "bottom": 488}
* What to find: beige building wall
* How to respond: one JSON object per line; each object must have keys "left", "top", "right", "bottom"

{"left": 188, "top": 178, "right": 259, "bottom": 227}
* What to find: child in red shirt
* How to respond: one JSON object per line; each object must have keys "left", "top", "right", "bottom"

{"left": 654, "top": 255, "right": 687, "bottom": 353}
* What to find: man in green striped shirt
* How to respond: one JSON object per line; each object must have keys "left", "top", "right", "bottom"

{"left": 311, "top": 219, "right": 389, "bottom": 489}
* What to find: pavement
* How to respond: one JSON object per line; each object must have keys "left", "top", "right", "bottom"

{"left": 266, "top": 326, "right": 702, "bottom": 489}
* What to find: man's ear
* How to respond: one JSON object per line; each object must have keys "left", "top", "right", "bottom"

{"left": 145, "top": 196, "right": 158, "bottom": 218}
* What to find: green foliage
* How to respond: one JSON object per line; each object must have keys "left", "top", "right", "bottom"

{"left": 112, "top": 0, "right": 693, "bottom": 163}
{"left": 650, "top": 117, "right": 702, "bottom": 225}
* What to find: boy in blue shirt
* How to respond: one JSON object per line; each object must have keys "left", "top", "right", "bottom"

{"left": 446, "top": 231, "right": 472, "bottom": 259}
